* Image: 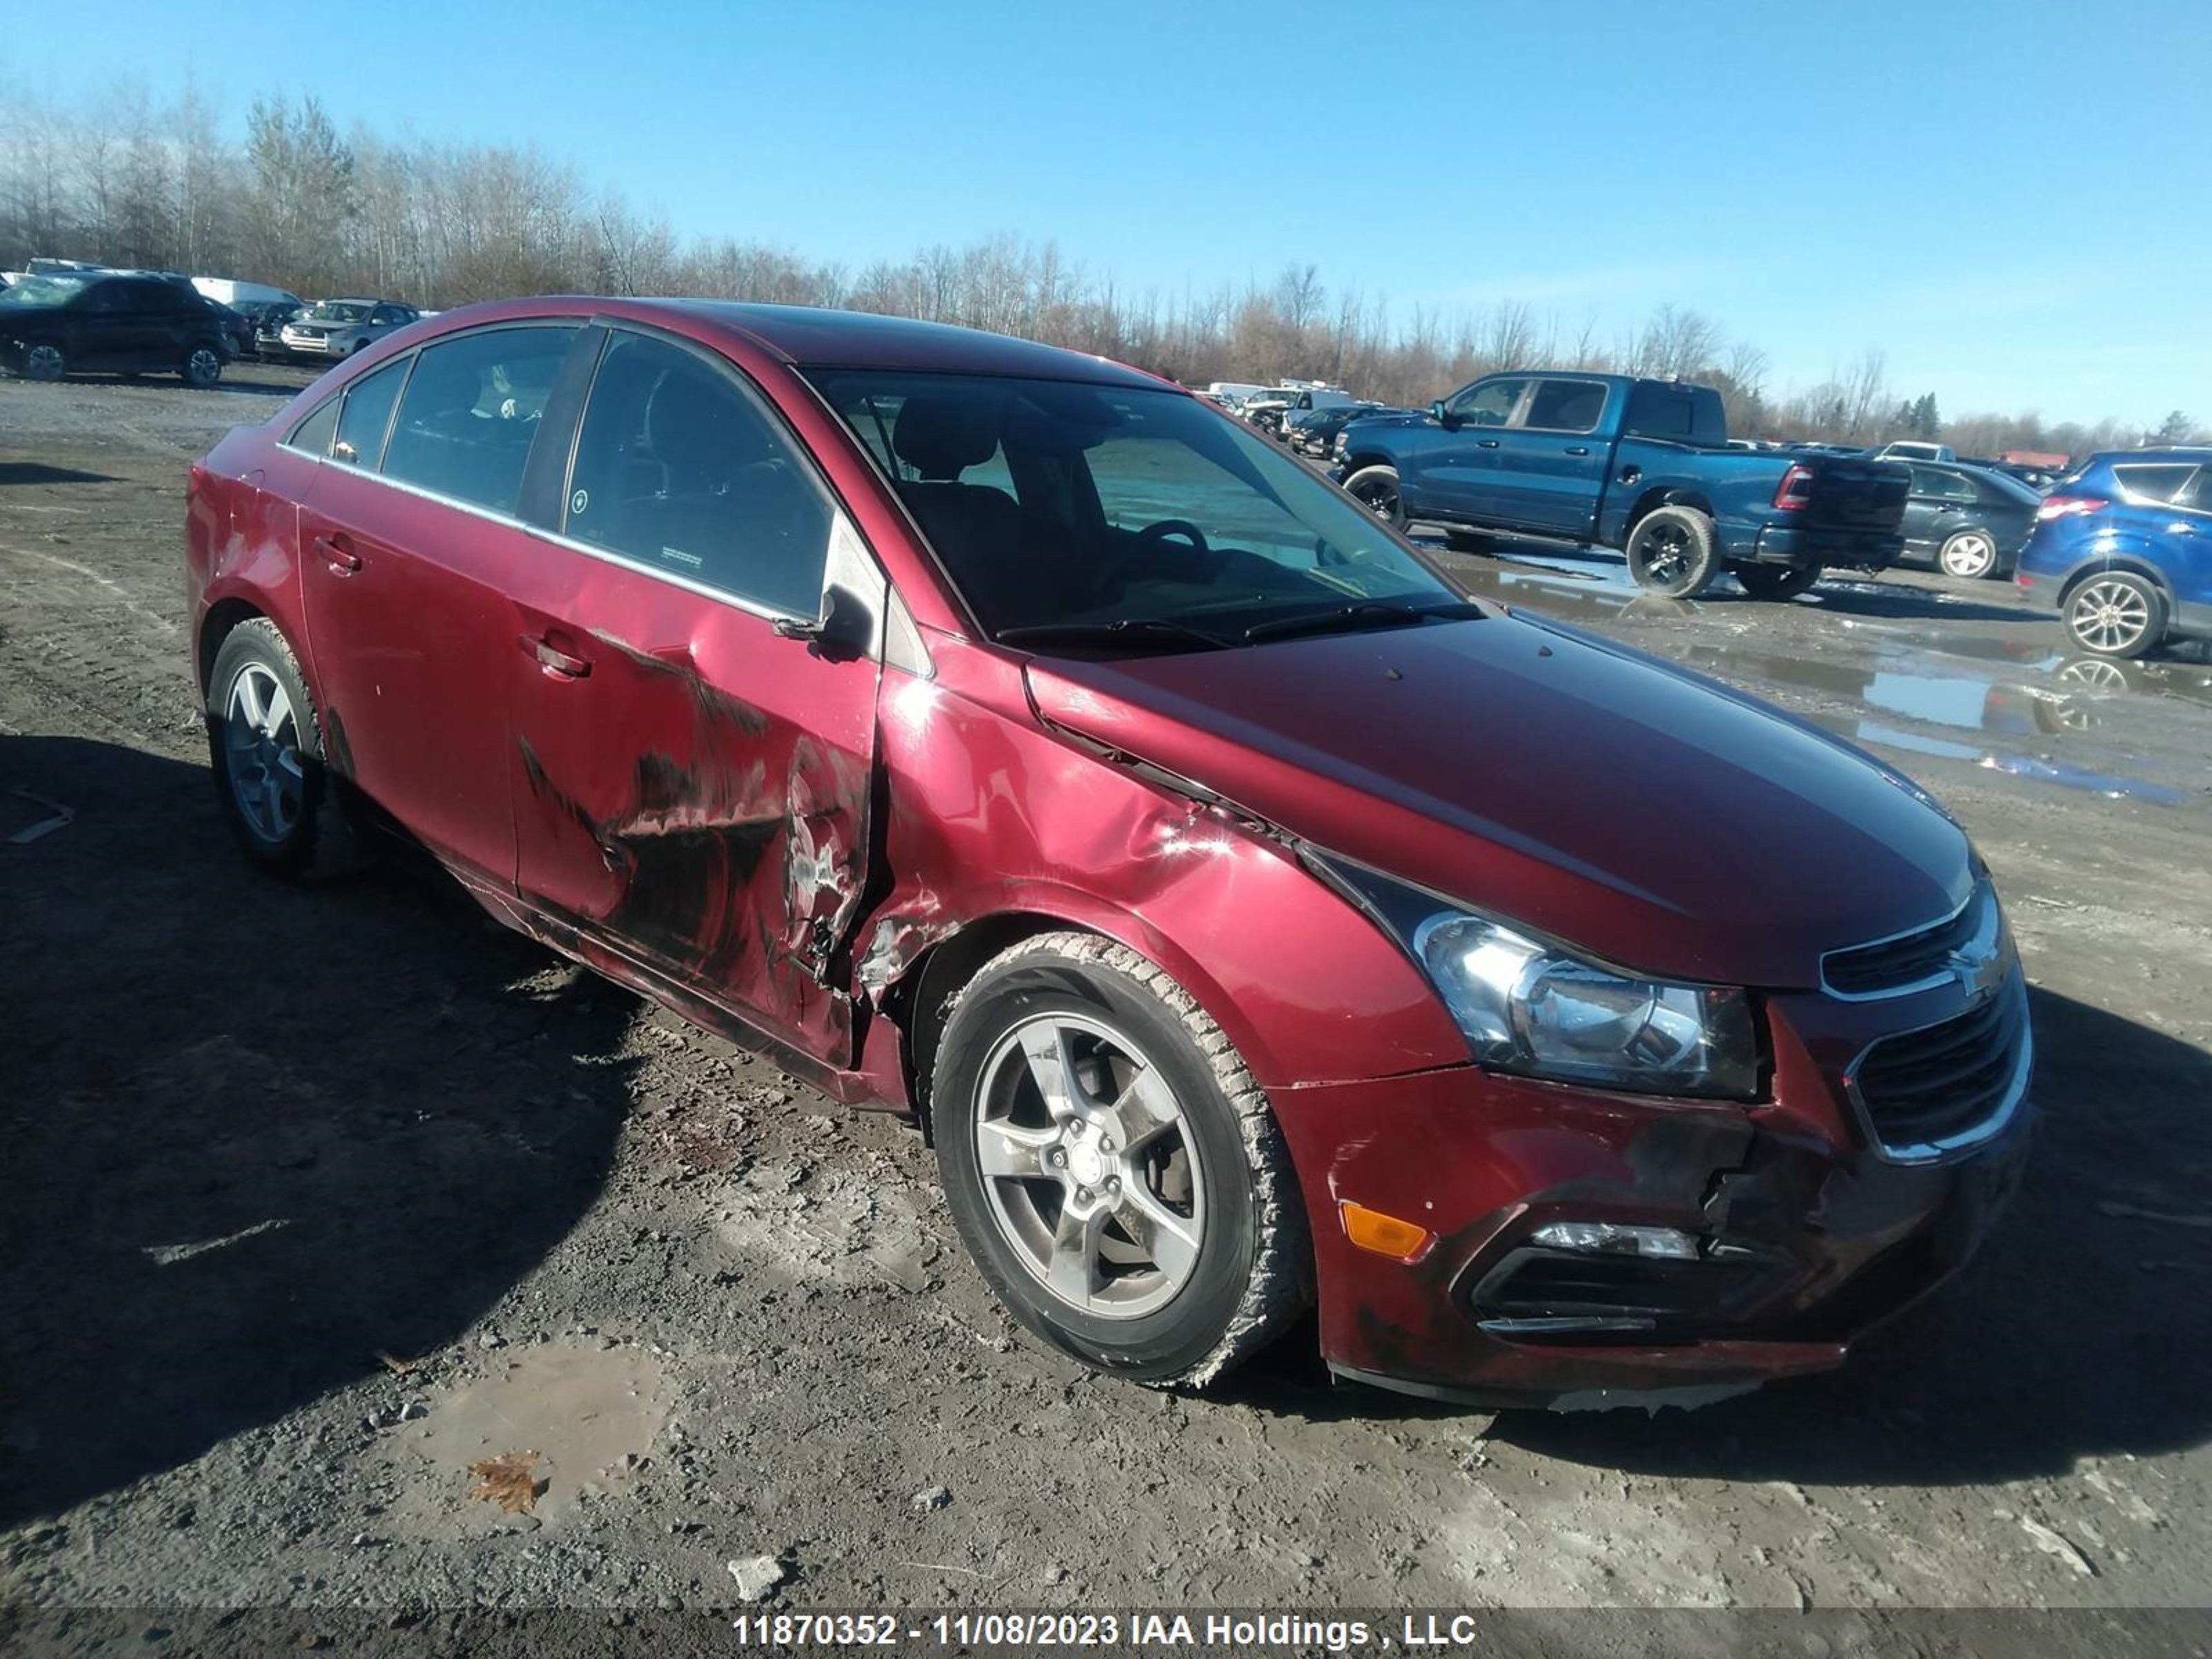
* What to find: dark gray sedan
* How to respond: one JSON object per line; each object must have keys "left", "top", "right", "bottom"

{"left": 1893, "top": 462, "right": 2043, "bottom": 579}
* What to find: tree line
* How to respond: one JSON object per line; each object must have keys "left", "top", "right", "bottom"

{"left": 1, "top": 82, "right": 2197, "bottom": 458}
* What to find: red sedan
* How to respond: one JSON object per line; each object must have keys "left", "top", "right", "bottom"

{"left": 185, "top": 299, "right": 2032, "bottom": 1407}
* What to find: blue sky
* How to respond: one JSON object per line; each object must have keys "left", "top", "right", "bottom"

{"left": 8, "top": 0, "right": 2209, "bottom": 424}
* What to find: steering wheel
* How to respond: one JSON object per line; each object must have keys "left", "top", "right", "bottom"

{"left": 1136, "top": 518, "right": 1211, "bottom": 554}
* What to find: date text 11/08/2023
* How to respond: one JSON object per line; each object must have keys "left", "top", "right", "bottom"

{"left": 727, "top": 1611, "right": 1501, "bottom": 1651}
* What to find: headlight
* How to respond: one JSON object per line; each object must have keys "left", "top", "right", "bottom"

{"left": 1318, "top": 856, "right": 1760, "bottom": 1099}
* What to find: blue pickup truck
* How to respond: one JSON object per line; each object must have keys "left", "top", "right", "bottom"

{"left": 1333, "top": 373, "right": 1910, "bottom": 599}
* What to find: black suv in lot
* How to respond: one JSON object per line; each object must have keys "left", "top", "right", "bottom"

{"left": 0, "top": 272, "right": 239, "bottom": 387}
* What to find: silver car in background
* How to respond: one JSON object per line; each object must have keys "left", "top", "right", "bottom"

{"left": 277, "top": 297, "right": 419, "bottom": 360}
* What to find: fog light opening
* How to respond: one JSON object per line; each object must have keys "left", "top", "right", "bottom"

{"left": 1527, "top": 1221, "right": 1700, "bottom": 1259}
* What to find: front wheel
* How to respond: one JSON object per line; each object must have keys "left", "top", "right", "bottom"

{"left": 23, "top": 343, "right": 68, "bottom": 382}
{"left": 2065, "top": 572, "right": 2167, "bottom": 659}
{"left": 1625, "top": 505, "right": 1721, "bottom": 598}
{"left": 1734, "top": 562, "right": 1821, "bottom": 601}
{"left": 181, "top": 344, "right": 224, "bottom": 388}
{"left": 1938, "top": 529, "right": 1999, "bottom": 579}
{"left": 932, "top": 932, "right": 1309, "bottom": 1387}
{"left": 1341, "top": 465, "right": 1407, "bottom": 530}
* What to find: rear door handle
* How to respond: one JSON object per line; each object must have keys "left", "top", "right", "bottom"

{"left": 1564, "top": 446, "right": 1591, "bottom": 456}
{"left": 1477, "top": 438, "right": 1501, "bottom": 449}
{"left": 315, "top": 533, "right": 362, "bottom": 574}
{"left": 520, "top": 635, "right": 591, "bottom": 679}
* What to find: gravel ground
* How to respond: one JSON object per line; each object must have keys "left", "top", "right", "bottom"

{"left": 1, "top": 371, "right": 2208, "bottom": 1639}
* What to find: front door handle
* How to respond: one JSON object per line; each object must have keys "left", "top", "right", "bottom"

{"left": 1564, "top": 445, "right": 1591, "bottom": 456}
{"left": 1477, "top": 438, "right": 1501, "bottom": 449}
{"left": 520, "top": 635, "right": 591, "bottom": 679}
{"left": 315, "top": 533, "right": 362, "bottom": 574}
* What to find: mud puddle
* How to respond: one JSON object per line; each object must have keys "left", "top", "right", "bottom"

{"left": 391, "top": 1343, "right": 671, "bottom": 1528}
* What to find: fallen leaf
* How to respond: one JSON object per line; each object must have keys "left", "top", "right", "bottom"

{"left": 375, "top": 1351, "right": 418, "bottom": 1376}
{"left": 468, "top": 1450, "right": 545, "bottom": 1514}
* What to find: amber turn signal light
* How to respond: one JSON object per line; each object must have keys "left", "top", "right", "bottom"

{"left": 1338, "top": 1200, "right": 1432, "bottom": 1262}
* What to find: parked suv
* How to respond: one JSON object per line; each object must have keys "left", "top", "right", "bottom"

{"left": 1, "top": 272, "right": 237, "bottom": 386}
{"left": 278, "top": 297, "right": 420, "bottom": 361}
{"left": 185, "top": 301, "right": 2030, "bottom": 1408}
{"left": 2017, "top": 449, "right": 2212, "bottom": 658}
{"left": 1337, "top": 374, "right": 1910, "bottom": 598}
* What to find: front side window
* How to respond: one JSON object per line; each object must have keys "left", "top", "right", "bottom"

{"left": 808, "top": 369, "right": 1465, "bottom": 648}
{"left": 562, "top": 330, "right": 833, "bottom": 617}
{"left": 333, "top": 357, "right": 409, "bottom": 468}
{"left": 1447, "top": 377, "right": 1526, "bottom": 427}
{"left": 1524, "top": 379, "right": 1606, "bottom": 433}
{"left": 2175, "top": 468, "right": 2211, "bottom": 513}
{"left": 380, "top": 326, "right": 577, "bottom": 515}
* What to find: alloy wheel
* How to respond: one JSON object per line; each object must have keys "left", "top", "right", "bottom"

{"left": 1349, "top": 476, "right": 1401, "bottom": 524}
{"left": 2070, "top": 579, "right": 2152, "bottom": 653}
{"left": 186, "top": 347, "right": 222, "bottom": 386}
{"left": 26, "top": 344, "right": 65, "bottom": 382}
{"left": 223, "top": 662, "right": 306, "bottom": 845}
{"left": 1641, "top": 523, "right": 1689, "bottom": 583}
{"left": 1940, "top": 532, "right": 1996, "bottom": 579}
{"left": 972, "top": 1013, "right": 1204, "bottom": 1320}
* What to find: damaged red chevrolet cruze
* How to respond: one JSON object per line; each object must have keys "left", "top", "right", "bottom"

{"left": 185, "top": 299, "right": 2032, "bottom": 1408}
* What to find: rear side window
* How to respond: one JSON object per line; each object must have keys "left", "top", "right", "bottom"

{"left": 1624, "top": 383, "right": 1726, "bottom": 444}
{"left": 332, "top": 357, "right": 409, "bottom": 469}
{"left": 380, "top": 325, "right": 578, "bottom": 515}
{"left": 1524, "top": 379, "right": 1606, "bottom": 433}
{"left": 287, "top": 396, "right": 339, "bottom": 456}
{"left": 2112, "top": 463, "right": 2197, "bottom": 505}
{"left": 562, "top": 330, "right": 834, "bottom": 617}
{"left": 1911, "top": 466, "right": 1975, "bottom": 501}
{"left": 2180, "top": 469, "right": 2212, "bottom": 512}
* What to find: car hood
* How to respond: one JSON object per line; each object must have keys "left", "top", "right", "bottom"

{"left": 1022, "top": 612, "right": 1972, "bottom": 989}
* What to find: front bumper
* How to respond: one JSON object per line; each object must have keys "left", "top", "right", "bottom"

{"left": 1747, "top": 525, "right": 1906, "bottom": 570}
{"left": 1276, "top": 982, "right": 2032, "bottom": 1410}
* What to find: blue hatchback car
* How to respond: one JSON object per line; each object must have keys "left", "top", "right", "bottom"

{"left": 2018, "top": 449, "right": 2212, "bottom": 657}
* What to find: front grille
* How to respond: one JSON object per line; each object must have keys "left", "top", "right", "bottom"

{"left": 1850, "top": 982, "right": 2027, "bottom": 1157}
{"left": 1824, "top": 885, "right": 1989, "bottom": 997}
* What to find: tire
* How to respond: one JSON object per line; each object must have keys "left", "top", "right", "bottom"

{"left": 2064, "top": 571, "right": 2167, "bottom": 660}
{"left": 181, "top": 342, "right": 225, "bottom": 388}
{"left": 1341, "top": 465, "right": 1407, "bottom": 531}
{"left": 1734, "top": 562, "right": 1821, "bottom": 601}
{"left": 1624, "top": 505, "right": 1721, "bottom": 598}
{"left": 205, "top": 617, "right": 366, "bottom": 878}
{"left": 1938, "top": 529, "right": 1999, "bottom": 580}
{"left": 23, "top": 343, "right": 67, "bottom": 382}
{"left": 932, "top": 931, "right": 1309, "bottom": 1388}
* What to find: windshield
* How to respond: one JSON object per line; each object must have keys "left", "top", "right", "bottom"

{"left": 0, "top": 276, "right": 87, "bottom": 309}
{"left": 807, "top": 370, "right": 1464, "bottom": 651}
{"left": 308, "top": 301, "right": 375, "bottom": 323}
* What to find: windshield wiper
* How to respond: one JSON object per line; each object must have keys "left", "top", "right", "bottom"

{"left": 1241, "top": 599, "right": 1483, "bottom": 644}
{"left": 995, "top": 617, "right": 1232, "bottom": 654}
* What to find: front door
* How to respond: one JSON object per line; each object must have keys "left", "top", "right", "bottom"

{"left": 1421, "top": 375, "right": 1530, "bottom": 522}
{"left": 503, "top": 324, "right": 881, "bottom": 1066}
{"left": 297, "top": 322, "right": 581, "bottom": 888}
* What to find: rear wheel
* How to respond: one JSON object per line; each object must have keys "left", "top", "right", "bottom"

{"left": 181, "top": 343, "right": 224, "bottom": 388}
{"left": 1734, "top": 562, "right": 1821, "bottom": 601}
{"left": 1938, "top": 529, "right": 1999, "bottom": 579}
{"left": 1625, "top": 505, "right": 1721, "bottom": 598}
{"left": 2065, "top": 572, "right": 2166, "bottom": 659}
{"left": 205, "top": 619, "right": 366, "bottom": 878}
{"left": 1341, "top": 465, "right": 1407, "bottom": 531}
{"left": 932, "top": 932, "right": 1309, "bottom": 1387}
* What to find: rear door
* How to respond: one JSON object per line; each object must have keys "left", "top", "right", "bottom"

{"left": 296, "top": 320, "right": 583, "bottom": 888}
{"left": 503, "top": 322, "right": 881, "bottom": 1066}
{"left": 68, "top": 280, "right": 143, "bottom": 371}
{"left": 1419, "top": 375, "right": 1530, "bottom": 521}
{"left": 1902, "top": 465, "right": 1976, "bottom": 552}
{"left": 1495, "top": 377, "right": 1611, "bottom": 534}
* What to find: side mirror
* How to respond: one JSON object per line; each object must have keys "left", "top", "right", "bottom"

{"left": 773, "top": 583, "right": 873, "bottom": 662}
{"left": 1430, "top": 400, "right": 1460, "bottom": 430}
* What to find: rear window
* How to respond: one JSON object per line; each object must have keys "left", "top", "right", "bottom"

{"left": 2112, "top": 463, "right": 2198, "bottom": 505}
{"left": 379, "top": 325, "right": 577, "bottom": 515}
{"left": 1624, "top": 382, "right": 1725, "bottom": 444}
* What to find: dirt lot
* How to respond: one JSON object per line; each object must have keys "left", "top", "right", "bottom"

{"left": 2, "top": 368, "right": 2209, "bottom": 1638}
